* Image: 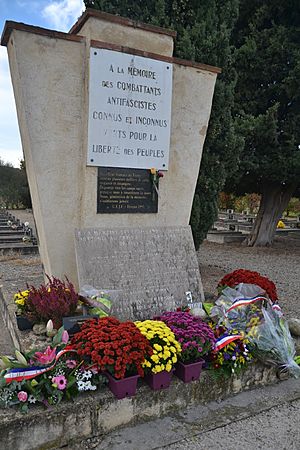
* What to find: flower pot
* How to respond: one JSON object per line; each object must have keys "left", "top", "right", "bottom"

{"left": 174, "top": 359, "right": 204, "bottom": 383}
{"left": 106, "top": 372, "right": 140, "bottom": 399}
{"left": 15, "top": 314, "right": 33, "bottom": 331}
{"left": 144, "top": 370, "right": 173, "bottom": 390}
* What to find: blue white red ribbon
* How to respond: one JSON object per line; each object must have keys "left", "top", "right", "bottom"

{"left": 214, "top": 334, "right": 243, "bottom": 352}
{"left": 226, "top": 296, "right": 268, "bottom": 314}
{"left": 4, "top": 349, "right": 76, "bottom": 384}
{"left": 272, "top": 304, "right": 282, "bottom": 313}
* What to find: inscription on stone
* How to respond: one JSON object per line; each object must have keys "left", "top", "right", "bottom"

{"left": 97, "top": 167, "right": 158, "bottom": 213}
{"left": 75, "top": 227, "right": 203, "bottom": 321}
{"left": 87, "top": 48, "right": 172, "bottom": 170}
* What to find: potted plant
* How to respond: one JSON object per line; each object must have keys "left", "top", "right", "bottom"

{"left": 70, "top": 317, "right": 153, "bottom": 399}
{"left": 14, "top": 289, "right": 33, "bottom": 330}
{"left": 218, "top": 269, "right": 278, "bottom": 301}
{"left": 135, "top": 320, "right": 181, "bottom": 390}
{"left": 22, "top": 276, "right": 80, "bottom": 329}
{"left": 155, "top": 312, "right": 216, "bottom": 382}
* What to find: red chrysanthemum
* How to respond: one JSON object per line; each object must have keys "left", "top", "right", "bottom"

{"left": 218, "top": 269, "right": 278, "bottom": 301}
{"left": 70, "top": 317, "right": 153, "bottom": 379}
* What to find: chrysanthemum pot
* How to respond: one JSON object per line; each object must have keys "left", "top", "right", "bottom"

{"left": 144, "top": 370, "right": 173, "bottom": 390}
{"left": 106, "top": 372, "right": 140, "bottom": 399}
{"left": 174, "top": 359, "right": 204, "bottom": 383}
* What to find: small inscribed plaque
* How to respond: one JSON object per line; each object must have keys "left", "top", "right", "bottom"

{"left": 97, "top": 167, "right": 158, "bottom": 213}
{"left": 87, "top": 48, "right": 172, "bottom": 170}
{"left": 75, "top": 226, "right": 204, "bottom": 321}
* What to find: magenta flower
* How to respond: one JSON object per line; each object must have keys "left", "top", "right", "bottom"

{"left": 155, "top": 311, "right": 216, "bottom": 363}
{"left": 66, "top": 359, "right": 77, "bottom": 369}
{"left": 52, "top": 375, "right": 67, "bottom": 390}
{"left": 17, "top": 391, "right": 28, "bottom": 402}
{"left": 61, "top": 330, "right": 69, "bottom": 344}
{"left": 34, "top": 346, "right": 56, "bottom": 365}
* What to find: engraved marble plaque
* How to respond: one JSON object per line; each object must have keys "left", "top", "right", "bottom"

{"left": 74, "top": 226, "right": 203, "bottom": 321}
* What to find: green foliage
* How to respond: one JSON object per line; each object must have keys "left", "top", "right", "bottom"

{"left": 230, "top": 0, "right": 300, "bottom": 194}
{"left": 0, "top": 159, "right": 31, "bottom": 208}
{"left": 84, "top": 0, "right": 240, "bottom": 249}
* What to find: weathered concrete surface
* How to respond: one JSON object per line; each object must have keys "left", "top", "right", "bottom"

{"left": 0, "top": 363, "right": 278, "bottom": 450}
{"left": 75, "top": 14, "right": 175, "bottom": 57}
{"left": 72, "top": 378, "right": 300, "bottom": 450}
{"left": 3, "top": 13, "right": 217, "bottom": 287}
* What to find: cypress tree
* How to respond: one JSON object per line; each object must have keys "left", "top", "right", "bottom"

{"left": 231, "top": 0, "right": 300, "bottom": 246}
{"left": 85, "top": 0, "right": 240, "bottom": 248}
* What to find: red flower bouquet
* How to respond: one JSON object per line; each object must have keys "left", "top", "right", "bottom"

{"left": 70, "top": 317, "right": 153, "bottom": 379}
{"left": 218, "top": 269, "right": 278, "bottom": 301}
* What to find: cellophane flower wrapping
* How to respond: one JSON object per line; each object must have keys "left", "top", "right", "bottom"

{"left": 247, "top": 304, "right": 300, "bottom": 378}
{"left": 212, "top": 283, "right": 300, "bottom": 378}
{"left": 79, "top": 285, "right": 120, "bottom": 317}
{"left": 211, "top": 283, "right": 268, "bottom": 330}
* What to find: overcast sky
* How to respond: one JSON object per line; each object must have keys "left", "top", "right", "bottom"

{"left": 0, "top": 0, "right": 85, "bottom": 167}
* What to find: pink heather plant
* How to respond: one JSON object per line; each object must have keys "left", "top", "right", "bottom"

{"left": 155, "top": 311, "right": 216, "bottom": 364}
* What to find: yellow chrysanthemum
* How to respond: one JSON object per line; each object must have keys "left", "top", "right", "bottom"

{"left": 15, "top": 298, "right": 25, "bottom": 306}
{"left": 166, "top": 363, "right": 172, "bottom": 372}
{"left": 151, "top": 355, "right": 159, "bottom": 363}
{"left": 154, "top": 344, "right": 162, "bottom": 352}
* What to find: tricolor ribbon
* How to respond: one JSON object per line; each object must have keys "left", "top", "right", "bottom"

{"left": 4, "top": 348, "right": 76, "bottom": 384}
{"left": 272, "top": 304, "right": 282, "bottom": 312}
{"left": 214, "top": 334, "right": 243, "bottom": 352}
{"left": 226, "top": 296, "right": 268, "bottom": 314}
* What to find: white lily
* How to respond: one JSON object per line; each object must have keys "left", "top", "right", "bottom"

{"left": 15, "top": 350, "right": 28, "bottom": 366}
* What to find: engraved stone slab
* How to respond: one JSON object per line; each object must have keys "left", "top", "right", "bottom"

{"left": 75, "top": 226, "right": 203, "bottom": 320}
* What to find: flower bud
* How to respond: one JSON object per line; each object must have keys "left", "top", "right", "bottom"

{"left": 46, "top": 319, "right": 54, "bottom": 334}
{"left": 1, "top": 356, "right": 12, "bottom": 368}
{"left": 61, "top": 330, "right": 69, "bottom": 344}
{"left": 15, "top": 350, "right": 28, "bottom": 366}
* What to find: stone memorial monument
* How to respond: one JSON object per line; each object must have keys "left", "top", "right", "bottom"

{"left": 1, "top": 9, "right": 220, "bottom": 319}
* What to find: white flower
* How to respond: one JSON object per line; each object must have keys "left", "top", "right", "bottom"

{"left": 232, "top": 356, "right": 236, "bottom": 360}
{"left": 77, "top": 380, "right": 86, "bottom": 391}
{"left": 76, "top": 379, "right": 97, "bottom": 391}
{"left": 81, "top": 370, "right": 92, "bottom": 381}
{"left": 28, "top": 395, "right": 36, "bottom": 404}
